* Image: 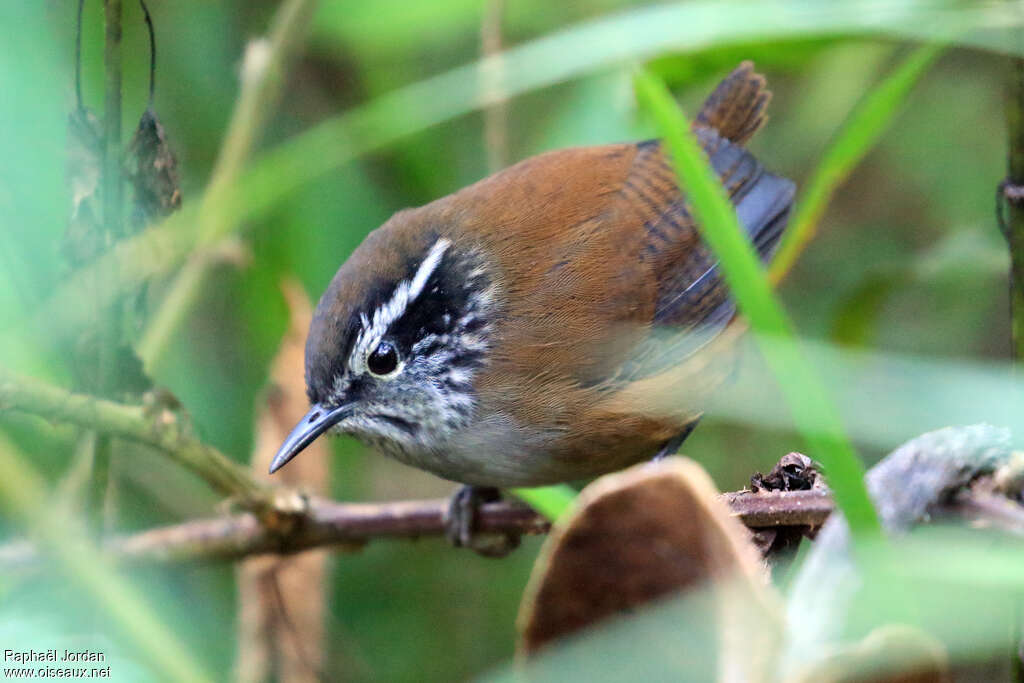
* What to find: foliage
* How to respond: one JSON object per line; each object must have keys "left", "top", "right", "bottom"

{"left": 0, "top": 0, "right": 1022, "bottom": 680}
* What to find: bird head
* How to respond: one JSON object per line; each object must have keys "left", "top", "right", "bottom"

{"left": 269, "top": 214, "right": 498, "bottom": 475}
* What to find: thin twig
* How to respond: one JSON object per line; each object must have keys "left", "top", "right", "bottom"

{"left": 0, "top": 368, "right": 269, "bottom": 504}
{"left": 0, "top": 499, "right": 540, "bottom": 568}
{"left": 2, "top": 481, "right": 1018, "bottom": 570}
{"left": 92, "top": 0, "right": 125, "bottom": 534}
{"left": 722, "top": 489, "right": 834, "bottom": 527}
{"left": 136, "top": 0, "right": 316, "bottom": 372}
{"left": 0, "top": 491, "right": 834, "bottom": 569}
{"left": 480, "top": 0, "right": 508, "bottom": 173}
{"left": 0, "top": 366, "right": 836, "bottom": 564}
{"left": 139, "top": 0, "right": 155, "bottom": 107}
{"left": 1004, "top": 56, "right": 1024, "bottom": 360}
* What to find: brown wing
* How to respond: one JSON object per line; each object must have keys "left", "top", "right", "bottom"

{"left": 613, "top": 131, "right": 794, "bottom": 382}
{"left": 437, "top": 63, "right": 792, "bottom": 435}
{"left": 447, "top": 143, "right": 658, "bottom": 393}
{"left": 609, "top": 61, "right": 793, "bottom": 382}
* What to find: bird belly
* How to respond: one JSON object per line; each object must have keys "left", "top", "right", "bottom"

{"left": 370, "top": 411, "right": 679, "bottom": 487}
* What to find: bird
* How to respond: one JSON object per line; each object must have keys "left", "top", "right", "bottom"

{"left": 269, "top": 62, "right": 795, "bottom": 548}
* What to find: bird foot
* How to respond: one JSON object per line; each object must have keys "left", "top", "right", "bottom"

{"left": 444, "top": 485, "right": 521, "bottom": 558}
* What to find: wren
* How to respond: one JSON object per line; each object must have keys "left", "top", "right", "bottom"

{"left": 269, "top": 62, "right": 794, "bottom": 543}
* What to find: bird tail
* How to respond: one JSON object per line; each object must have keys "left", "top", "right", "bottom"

{"left": 695, "top": 61, "right": 771, "bottom": 146}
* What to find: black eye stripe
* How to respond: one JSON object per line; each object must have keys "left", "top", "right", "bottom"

{"left": 308, "top": 243, "right": 493, "bottom": 404}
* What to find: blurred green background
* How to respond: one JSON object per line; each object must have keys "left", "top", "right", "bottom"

{"left": 0, "top": 0, "right": 1018, "bottom": 681}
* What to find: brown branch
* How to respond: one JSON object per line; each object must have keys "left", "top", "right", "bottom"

{"left": 723, "top": 489, "right": 834, "bottom": 527}
{"left": 1, "top": 475, "right": 1020, "bottom": 570}
{"left": 0, "top": 491, "right": 828, "bottom": 569}
{"left": 3, "top": 370, "right": 1019, "bottom": 570}
{"left": 0, "top": 498, "right": 551, "bottom": 569}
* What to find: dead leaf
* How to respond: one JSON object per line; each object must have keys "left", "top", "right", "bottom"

{"left": 125, "top": 107, "right": 181, "bottom": 228}
{"left": 236, "top": 279, "right": 328, "bottom": 683}
{"left": 517, "top": 457, "right": 781, "bottom": 681}
{"left": 751, "top": 452, "right": 821, "bottom": 492}
{"left": 747, "top": 452, "right": 825, "bottom": 558}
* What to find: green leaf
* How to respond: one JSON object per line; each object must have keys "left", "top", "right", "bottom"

{"left": 511, "top": 485, "right": 578, "bottom": 521}
{"left": 769, "top": 44, "right": 943, "bottom": 282}
{"left": 632, "top": 67, "right": 880, "bottom": 534}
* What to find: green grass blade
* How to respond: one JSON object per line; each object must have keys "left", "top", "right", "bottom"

{"left": 633, "top": 68, "right": 880, "bottom": 534}
{"left": 0, "top": 435, "right": 215, "bottom": 683}
{"left": 769, "top": 44, "right": 943, "bottom": 283}
{"left": 511, "top": 485, "right": 578, "bottom": 521}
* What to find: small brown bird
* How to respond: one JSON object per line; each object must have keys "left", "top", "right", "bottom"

{"left": 270, "top": 62, "right": 794, "bottom": 542}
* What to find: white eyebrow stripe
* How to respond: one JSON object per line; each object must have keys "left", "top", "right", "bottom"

{"left": 409, "top": 237, "right": 450, "bottom": 303}
{"left": 352, "top": 237, "right": 451, "bottom": 363}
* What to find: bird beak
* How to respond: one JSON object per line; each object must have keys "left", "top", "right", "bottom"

{"left": 269, "top": 403, "right": 352, "bottom": 474}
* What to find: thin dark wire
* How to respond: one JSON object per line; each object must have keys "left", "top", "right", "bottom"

{"left": 74, "top": 0, "right": 85, "bottom": 111}
{"left": 139, "top": 0, "right": 155, "bottom": 107}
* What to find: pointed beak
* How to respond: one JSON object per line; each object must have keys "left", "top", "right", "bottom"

{"left": 269, "top": 403, "right": 352, "bottom": 474}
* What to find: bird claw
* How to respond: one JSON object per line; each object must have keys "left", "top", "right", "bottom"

{"left": 444, "top": 485, "right": 521, "bottom": 558}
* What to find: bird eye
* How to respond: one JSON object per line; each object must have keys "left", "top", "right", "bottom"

{"left": 367, "top": 340, "right": 400, "bottom": 376}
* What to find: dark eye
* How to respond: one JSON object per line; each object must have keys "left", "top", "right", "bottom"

{"left": 367, "top": 340, "right": 400, "bottom": 376}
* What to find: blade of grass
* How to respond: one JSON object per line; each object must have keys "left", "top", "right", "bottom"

{"left": 26, "top": 1, "right": 1024, "bottom": 346}
{"left": 511, "top": 485, "right": 577, "bottom": 521}
{"left": 136, "top": 0, "right": 316, "bottom": 372}
{"left": 0, "top": 434, "right": 214, "bottom": 683}
{"left": 769, "top": 44, "right": 943, "bottom": 284}
{"left": 633, "top": 68, "right": 880, "bottom": 534}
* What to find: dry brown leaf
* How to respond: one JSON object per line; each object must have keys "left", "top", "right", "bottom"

{"left": 517, "top": 456, "right": 781, "bottom": 681}
{"left": 236, "top": 279, "right": 329, "bottom": 683}
{"left": 125, "top": 107, "right": 181, "bottom": 228}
